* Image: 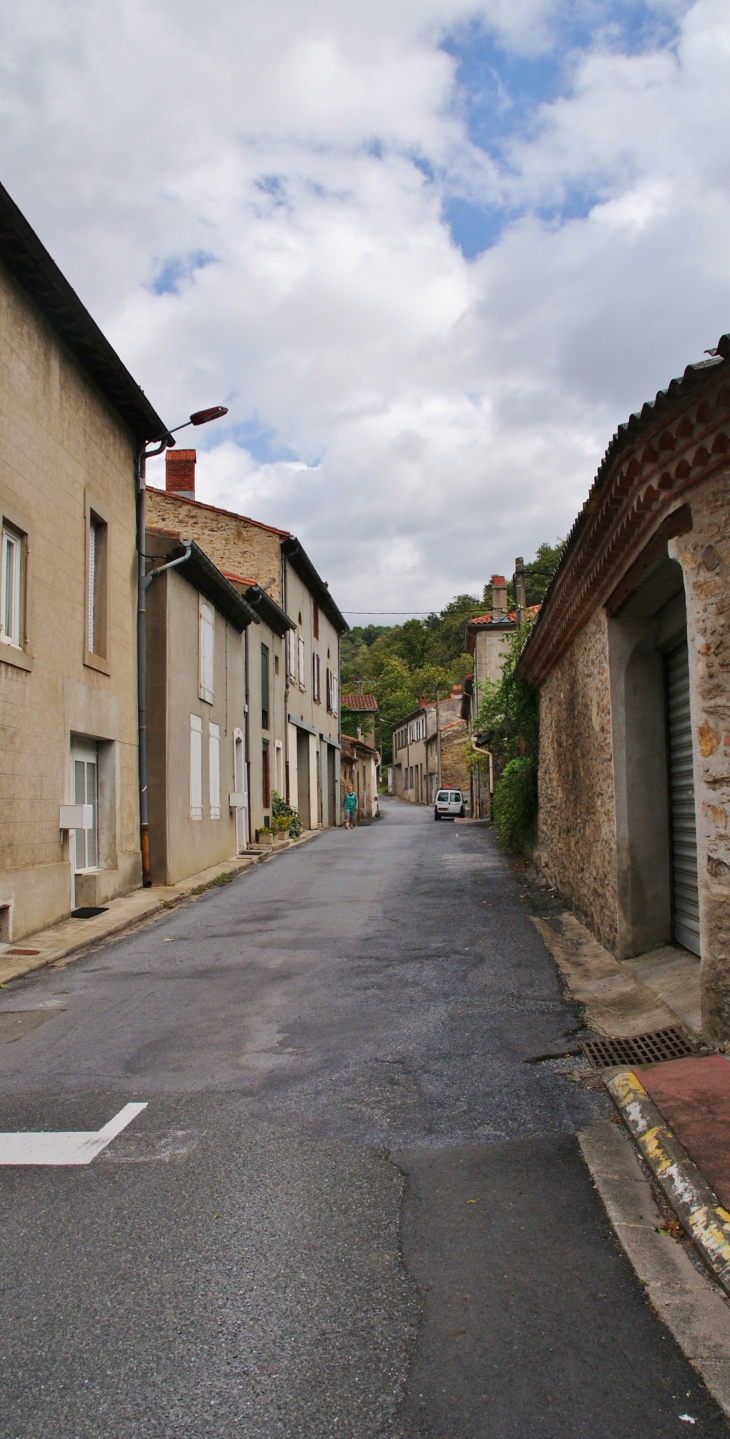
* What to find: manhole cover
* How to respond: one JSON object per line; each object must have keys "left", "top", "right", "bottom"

{"left": 579, "top": 1027, "right": 694, "bottom": 1068}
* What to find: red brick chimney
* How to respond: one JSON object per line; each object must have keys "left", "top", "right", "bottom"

{"left": 491, "top": 574, "right": 508, "bottom": 617}
{"left": 166, "top": 449, "right": 196, "bottom": 501}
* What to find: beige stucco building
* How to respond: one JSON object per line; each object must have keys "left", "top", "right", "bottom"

{"left": 147, "top": 452, "right": 347, "bottom": 832}
{"left": 0, "top": 181, "right": 167, "bottom": 939}
{"left": 519, "top": 338, "right": 730, "bottom": 1041}
{"left": 145, "top": 532, "right": 259, "bottom": 883}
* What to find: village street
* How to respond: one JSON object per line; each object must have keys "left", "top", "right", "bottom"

{"left": 1, "top": 801, "right": 726, "bottom": 1438}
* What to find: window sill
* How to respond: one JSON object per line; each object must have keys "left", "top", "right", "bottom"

{"left": 0, "top": 642, "right": 32, "bottom": 672}
{"left": 84, "top": 650, "right": 111, "bottom": 676}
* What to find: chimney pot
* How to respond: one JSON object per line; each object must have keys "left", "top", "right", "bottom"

{"left": 166, "top": 448, "right": 196, "bottom": 501}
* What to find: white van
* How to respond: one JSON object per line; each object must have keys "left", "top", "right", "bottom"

{"left": 434, "top": 789, "right": 466, "bottom": 820}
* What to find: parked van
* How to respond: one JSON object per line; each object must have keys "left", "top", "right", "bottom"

{"left": 434, "top": 789, "right": 465, "bottom": 820}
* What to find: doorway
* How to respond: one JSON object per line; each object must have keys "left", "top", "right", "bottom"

{"left": 296, "top": 729, "right": 310, "bottom": 830}
{"left": 234, "top": 729, "right": 248, "bottom": 851}
{"left": 70, "top": 739, "right": 98, "bottom": 873}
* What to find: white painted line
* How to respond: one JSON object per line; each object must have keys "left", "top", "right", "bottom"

{"left": 0, "top": 1102, "right": 148, "bottom": 1165}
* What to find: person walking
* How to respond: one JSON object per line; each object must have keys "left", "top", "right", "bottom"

{"left": 343, "top": 784, "right": 358, "bottom": 829}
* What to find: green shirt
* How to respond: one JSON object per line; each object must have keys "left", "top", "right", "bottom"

{"left": 344, "top": 791, "right": 358, "bottom": 813}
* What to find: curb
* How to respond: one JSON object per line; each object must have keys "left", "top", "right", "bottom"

{"left": 606, "top": 1067, "right": 730, "bottom": 1295}
{"left": 579, "top": 1120, "right": 730, "bottom": 1422}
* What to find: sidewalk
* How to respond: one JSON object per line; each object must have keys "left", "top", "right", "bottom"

{"left": 0, "top": 831, "right": 319, "bottom": 987}
{"left": 530, "top": 907, "right": 730, "bottom": 1303}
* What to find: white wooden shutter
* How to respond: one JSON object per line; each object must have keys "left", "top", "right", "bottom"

{"left": 190, "top": 714, "right": 203, "bottom": 819}
{"left": 209, "top": 722, "right": 220, "bottom": 818}
{"left": 331, "top": 669, "right": 338, "bottom": 715}
{"left": 199, "top": 600, "right": 215, "bottom": 703}
{"left": 288, "top": 628, "right": 296, "bottom": 678}
{"left": 298, "top": 635, "right": 305, "bottom": 689}
{"left": 87, "top": 522, "right": 96, "bottom": 652}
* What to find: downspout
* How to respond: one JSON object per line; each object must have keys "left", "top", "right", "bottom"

{"left": 136, "top": 440, "right": 190, "bottom": 886}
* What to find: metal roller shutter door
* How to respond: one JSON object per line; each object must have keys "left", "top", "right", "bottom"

{"left": 666, "top": 640, "right": 700, "bottom": 955}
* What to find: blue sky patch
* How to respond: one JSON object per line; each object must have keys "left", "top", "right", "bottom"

{"left": 440, "top": 1, "right": 685, "bottom": 256}
{"left": 150, "top": 250, "right": 216, "bottom": 296}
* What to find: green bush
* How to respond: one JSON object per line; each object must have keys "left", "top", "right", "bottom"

{"left": 492, "top": 756, "right": 537, "bottom": 851}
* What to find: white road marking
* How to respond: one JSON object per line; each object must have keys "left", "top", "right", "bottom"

{"left": 0, "top": 1102, "right": 148, "bottom": 1165}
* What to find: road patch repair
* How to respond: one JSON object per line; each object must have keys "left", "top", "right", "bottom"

{"left": 0, "top": 1101, "right": 147, "bottom": 1164}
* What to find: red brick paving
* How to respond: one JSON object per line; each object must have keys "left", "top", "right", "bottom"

{"left": 639, "top": 1054, "right": 730, "bottom": 1211}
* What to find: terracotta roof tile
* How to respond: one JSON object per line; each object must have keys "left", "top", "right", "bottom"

{"left": 341, "top": 693, "right": 379, "bottom": 711}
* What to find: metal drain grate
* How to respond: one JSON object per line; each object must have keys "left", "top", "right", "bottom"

{"left": 579, "top": 1026, "right": 694, "bottom": 1068}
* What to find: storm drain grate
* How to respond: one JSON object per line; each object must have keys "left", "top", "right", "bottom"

{"left": 579, "top": 1026, "right": 694, "bottom": 1068}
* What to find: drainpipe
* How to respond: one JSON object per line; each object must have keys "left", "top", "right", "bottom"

{"left": 137, "top": 447, "right": 191, "bottom": 886}
{"left": 436, "top": 688, "right": 442, "bottom": 790}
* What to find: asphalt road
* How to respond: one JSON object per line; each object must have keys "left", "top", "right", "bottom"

{"left": 0, "top": 799, "right": 726, "bottom": 1437}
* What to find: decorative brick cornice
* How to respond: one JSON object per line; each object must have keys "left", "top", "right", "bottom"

{"left": 519, "top": 341, "right": 730, "bottom": 686}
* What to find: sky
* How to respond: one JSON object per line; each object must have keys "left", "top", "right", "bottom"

{"left": 1, "top": 0, "right": 729, "bottom": 619}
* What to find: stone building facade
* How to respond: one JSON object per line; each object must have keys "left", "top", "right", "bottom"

{"left": 519, "top": 338, "right": 730, "bottom": 1040}
{"left": 0, "top": 181, "right": 167, "bottom": 938}
{"left": 390, "top": 688, "right": 467, "bottom": 804}
{"left": 147, "top": 453, "right": 347, "bottom": 832}
{"left": 425, "top": 718, "right": 470, "bottom": 798}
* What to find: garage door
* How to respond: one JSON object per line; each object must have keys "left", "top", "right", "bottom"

{"left": 666, "top": 640, "right": 700, "bottom": 955}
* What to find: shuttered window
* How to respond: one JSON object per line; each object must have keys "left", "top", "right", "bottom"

{"left": 313, "top": 652, "right": 321, "bottom": 703}
{"left": 190, "top": 714, "right": 203, "bottom": 819}
{"left": 288, "top": 628, "right": 297, "bottom": 679}
{"left": 199, "top": 600, "right": 214, "bottom": 703}
{"left": 298, "top": 635, "right": 306, "bottom": 689}
{"left": 667, "top": 641, "right": 700, "bottom": 954}
{"left": 209, "top": 722, "right": 220, "bottom": 818}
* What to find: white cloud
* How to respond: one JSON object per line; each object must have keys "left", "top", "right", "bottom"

{"left": 1, "top": 0, "right": 729, "bottom": 616}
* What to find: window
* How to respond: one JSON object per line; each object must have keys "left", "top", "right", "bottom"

{"left": 199, "top": 599, "right": 214, "bottom": 703}
{"left": 287, "top": 628, "right": 297, "bottom": 679}
{"left": 274, "top": 653, "right": 279, "bottom": 676}
{"left": 190, "top": 714, "right": 203, "bottom": 819}
{"left": 262, "top": 742, "right": 271, "bottom": 807}
{"left": 298, "top": 635, "right": 306, "bottom": 689}
{"left": 1, "top": 524, "right": 22, "bottom": 648}
{"left": 86, "top": 512, "right": 108, "bottom": 660}
{"left": 261, "top": 642, "right": 270, "bottom": 730}
{"left": 209, "top": 722, "right": 220, "bottom": 818}
{"left": 313, "top": 601, "right": 319, "bottom": 640}
{"left": 326, "top": 667, "right": 339, "bottom": 716}
{"left": 313, "top": 652, "right": 321, "bottom": 704}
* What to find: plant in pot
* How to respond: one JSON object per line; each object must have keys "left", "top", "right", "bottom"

{"left": 272, "top": 790, "right": 303, "bottom": 839}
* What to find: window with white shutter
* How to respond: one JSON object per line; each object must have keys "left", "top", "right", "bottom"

{"left": 287, "top": 627, "right": 297, "bottom": 678}
{"left": 1, "top": 526, "right": 21, "bottom": 648}
{"left": 313, "top": 652, "right": 321, "bottom": 704}
{"left": 209, "top": 722, "right": 220, "bottom": 818}
{"left": 298, "top": 635, "right": 306, "bottom": 690}
{"left": 331, "top": 669, "right": 338, "bottom": 716}
{"left": 199, "top": 599, "right": 214, "bottom": 703}
{"left": 190, "top": 715, "right": 203, "bottom": 819}
{"left": 326, "top": 667, "right": 332, "bottom": 712}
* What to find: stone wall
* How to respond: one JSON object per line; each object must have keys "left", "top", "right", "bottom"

{"left": 674, "top": 470, "right": 730, "bottom": 1037}
{"left": 536, "top": 607, "right": 618, "bottom": 950}
{"left": 146, "top": 489, "right": 285, "bottom": 604}
{"left": 427, "top": 720, "right": 470, "bottom": 793}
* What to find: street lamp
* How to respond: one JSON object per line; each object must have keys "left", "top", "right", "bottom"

{"left": 137, "top": 405, "right": 228, "bottom": 886}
